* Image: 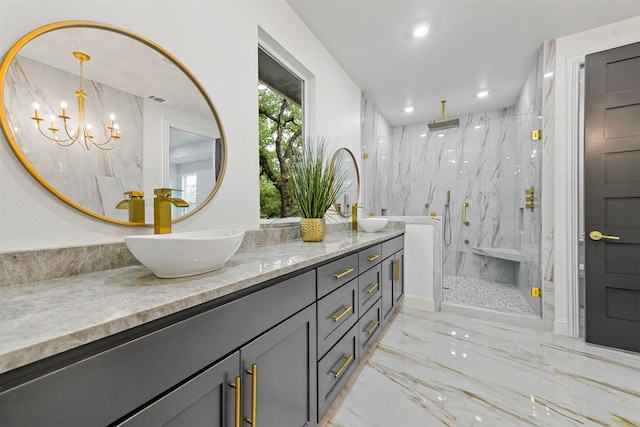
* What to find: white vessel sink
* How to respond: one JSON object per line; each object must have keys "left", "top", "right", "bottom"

{"left": 125, "top": 229, "right": 245, "bottom": 278}
{"left": 358, "top": 217, "right": 388, "bottom": 233}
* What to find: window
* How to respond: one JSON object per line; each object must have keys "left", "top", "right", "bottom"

{"left": 258, "top": 47, "right": 304, "bottom": 218}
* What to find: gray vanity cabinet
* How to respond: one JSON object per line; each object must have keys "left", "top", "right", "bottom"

{"left": 119, "top": 305, "right": 317, "bottom": 427}
{"left": 118, "top": 352, "right": 240, "bottom": 427}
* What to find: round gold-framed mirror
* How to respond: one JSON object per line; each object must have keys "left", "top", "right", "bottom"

{"left": 330, "top": 147, "right": 360, "bottom": 218}
{"left": 0, "top": 20, "right": 227, "bottom": 226}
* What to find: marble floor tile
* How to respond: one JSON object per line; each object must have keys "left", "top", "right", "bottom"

{"left": 325, "top": 307, "right": 640, "bottom": 427}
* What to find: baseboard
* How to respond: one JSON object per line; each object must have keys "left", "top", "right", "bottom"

{"left": 403, "top": 295, "right": 435, "bottom": 311}
{"left": 554, "top": 319, "right": 570, "bottom": 336}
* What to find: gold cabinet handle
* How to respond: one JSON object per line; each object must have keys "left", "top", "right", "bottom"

{"left": 229, "top": 376, "right": 241, "bottom": 427}
{"left": 394, "top": 260, "right": 401, "bottom": 282}
{"left": 245, "top": 364, "right": 257, "bottom": 426}
{"left": 367, "top": 254, "right": 380, "bottom": 262}
{"left": 331, "top": 354, "right": 354, "bottom": 378}
{"left": 589, "top": 231, "right": 620, "bottom": 241}
{"left": 333, "top": 268, "right": 354, "bottom": 279}
{"left": 364, "top": 282, "right": 379, "bottom": 294}
{"left": 364, "top": 320, "right": 380, "bottom": 335}
{"left": 330, "top": 305, "right": 352, "bottom": 322}
{"left": 462, "top": 202, "right": 470, "bottom": 225}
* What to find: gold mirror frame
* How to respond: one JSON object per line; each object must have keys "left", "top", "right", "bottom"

{"left": 330, "top": 148, "right": 360, "bottom": 218}
{"left": 0, "top": 20, "right": 227, "bottom": 226}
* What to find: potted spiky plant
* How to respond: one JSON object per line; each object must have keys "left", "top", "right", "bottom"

{"left": 290, "top": 137, "right": 347, "bottom": 242}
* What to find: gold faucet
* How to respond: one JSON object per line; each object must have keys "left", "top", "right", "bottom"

{"left": 116, "top": 190, "right": 146, "bottom": 224}
{"left": 351, "top": 203, "right": 365, "bottom": 231}
{"left": 153, "top": 188, "right": 189, "bottom": 234}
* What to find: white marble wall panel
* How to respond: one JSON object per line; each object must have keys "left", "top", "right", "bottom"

{"left": 361, "top": 94, "right": 392, "bottom": 216}
{"left": 4, "top": 56, "right": 143, "bottom": 217}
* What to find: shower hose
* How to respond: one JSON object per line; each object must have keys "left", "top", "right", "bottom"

{"left": 443, "top": 201, "right": 452, "bottom": 247}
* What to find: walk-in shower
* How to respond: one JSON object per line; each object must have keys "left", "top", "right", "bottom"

{"left": 362, "top": 107, "right": 544, "bottom": 319}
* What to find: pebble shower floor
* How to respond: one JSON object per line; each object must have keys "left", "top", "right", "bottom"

{"left": 443, "top": 275, "right": 535, "bottom": 316}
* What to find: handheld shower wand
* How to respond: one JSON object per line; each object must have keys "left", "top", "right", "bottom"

{"left": 443, "top": 190, "right": 452, "bottom": 247}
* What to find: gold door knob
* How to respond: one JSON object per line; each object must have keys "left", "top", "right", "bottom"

{"left": 589, "top": 231, "right": 620, "bottom": 241}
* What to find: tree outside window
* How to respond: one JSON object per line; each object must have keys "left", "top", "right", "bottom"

{"left": 258, "top": 86, "right": 302, "bottom": 218}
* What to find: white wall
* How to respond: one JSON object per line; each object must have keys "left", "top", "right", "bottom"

{"left": 0, "top": 0, "right": 361, "bottom": 252}
{"left": 553, "top": 15, "right": 640, "bottom": 335}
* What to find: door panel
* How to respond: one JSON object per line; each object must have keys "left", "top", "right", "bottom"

{"left": 241, "top": 305, "right": 317, "bottom": 427}
{"left": 118, "top": 352, "right": 239, "bottom": 427}
{"left": 584, "top": 41, "right": 640, "bottom": 353}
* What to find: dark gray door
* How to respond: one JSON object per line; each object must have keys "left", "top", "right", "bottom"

{"left": 584, "top": 41, "right": 640, "bottom": 353}
{"left": 241, "top": 305, "right": 317, "bottom": 427}
{"left": 118, "top": 352, "right": 240, "bottom": 427}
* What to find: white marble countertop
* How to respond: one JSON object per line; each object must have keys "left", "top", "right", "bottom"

{"left": 0, "top": 229, "right": 402, "bottom": 374}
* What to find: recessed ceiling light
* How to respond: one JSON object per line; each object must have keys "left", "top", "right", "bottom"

{"left": 412, "top": 23, "right": 430, "bottom": 38}
{"left": 438, "top": 134, "right": 445, "bottom": 138}
{"left": 544, "top": 72, "right": 554, "bottom": 78}
{"left": 404, "top": 106, "right": 414, "bottom": 113}
{"left": 477, "top": 90, "right": 489, "bottom": 98}
{"left": 474, "top": 125, "right": 482, "bottom": 129}
{"left": 420, "top": 133, "right": 426, "bottom": 137}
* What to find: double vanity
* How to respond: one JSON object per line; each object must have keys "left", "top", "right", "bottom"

{"left": 0, "top": 229, "right": 404, "bottom": 426}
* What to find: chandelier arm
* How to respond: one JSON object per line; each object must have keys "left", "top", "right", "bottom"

{"left": 34, "top": 121, "right": 76, "bottom": 146}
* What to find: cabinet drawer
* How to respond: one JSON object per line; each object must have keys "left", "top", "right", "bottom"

{"left": 317, "top": 253, "right": 359, "bottom": 298}
{"left": 317, "top": 323, "right": 359, "bottom": 420}
{"left": 358, "top": 244, "right": 382, "bottom": 274}
{"left": 359, "top": 299, "right": 382, "bottom": 356}
{"left": 317, "top": 278, "right": 358, "bottom": 358}
{"left": 358, "top": 264, "right": 381, "bottom": 316}
{"left": 382, "top": 235, "right": 404, "bottom": 259}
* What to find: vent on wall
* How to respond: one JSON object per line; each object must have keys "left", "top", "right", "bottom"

{"left": 146, "top": 94, "right": 168, "bottom": 103}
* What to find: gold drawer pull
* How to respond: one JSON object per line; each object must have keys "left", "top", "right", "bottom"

{"left": 229, "top": 376, "right": 241, "bottom": 427}
{"left": 367, "top": 254, "right": 380, "bottom": 261}
{"left": 363, "top": 282, "right": 379, "bottom": 294}
{"left": 365, "top": 320, "right": 380, "bottom": 335}
{"left": 333, "top": 268, "right": 354, "bottom": 279}
{"left": 331, "top": 354, "right": 354, "bottom": 378}
{"left": 394, "top": 259, "right": 401, "bottom": 282}
{"left": 245, "top": 364, "right": 257, "bottom": 426}
{"left": 330, "top": 305, "right": 352, "bottom": 322}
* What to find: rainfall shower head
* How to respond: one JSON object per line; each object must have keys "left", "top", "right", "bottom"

{"left": 427, "top": 100, "right": 460, "bottom": 131}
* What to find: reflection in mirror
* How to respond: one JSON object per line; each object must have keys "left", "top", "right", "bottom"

{"left": 0, "top": 21, "right": 226, "bottom": 226}
{"left": 168, "top": 126, "right": 222, "bottom": 217}
{"left": 330, "top": 148, "right": 360, "bottom": 218}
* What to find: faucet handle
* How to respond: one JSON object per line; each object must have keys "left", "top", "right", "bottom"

{"left": 154, "top": 188, "right": 182, "bottom": 197}
{"left": 124, "top": 190, "right": 144, "bottom": 199}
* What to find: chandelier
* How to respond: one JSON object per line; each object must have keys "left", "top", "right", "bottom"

{"left": 31, "top": 51, "right": 121, "bottom": 150}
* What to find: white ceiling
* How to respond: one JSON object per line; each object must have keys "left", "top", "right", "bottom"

{"left": 287, "top": 0, "right": 640, "bottom": 126}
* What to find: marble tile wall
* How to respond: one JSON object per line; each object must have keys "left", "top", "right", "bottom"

{"left": 361, "top": 94, "right": 393, "bottom": 216}
{"left": 4, "top": 55, "right": 143, "bottom": 222}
